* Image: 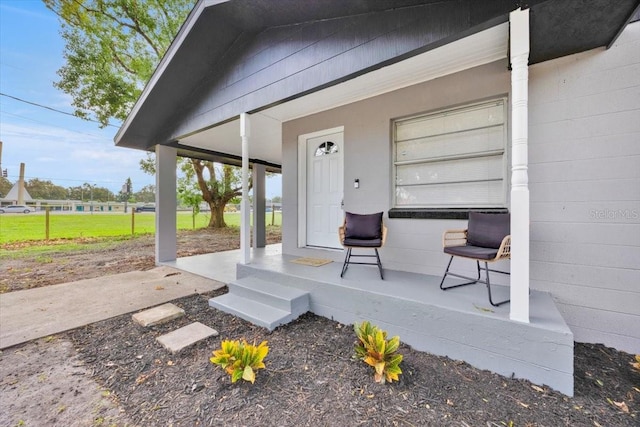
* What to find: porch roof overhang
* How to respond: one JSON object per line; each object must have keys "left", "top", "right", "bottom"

{"left": 114, "top": 0, "right": 640, "bottom": 169}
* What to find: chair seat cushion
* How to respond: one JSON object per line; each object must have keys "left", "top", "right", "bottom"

{"left": 444, "top": 245, "right": 498, "bottom": 260}
{"left": 344, "top": 237, "right": 382, "bottom": 247}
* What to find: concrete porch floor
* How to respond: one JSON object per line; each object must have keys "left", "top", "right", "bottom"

{"left": 163, "top": 244, "right": 574, "bottom": 395}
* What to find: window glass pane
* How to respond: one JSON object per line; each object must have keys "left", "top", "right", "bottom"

{"left": 396, "top": 155, "right": 503, "bottom": 186}
{"left": 314, "top": 141, "right": 338, "bottom": 156}
{"left": 396, "top": 102, "right": 504, "bottom": 141}
{"left": 395, "top": 181, "right": 504, "bottom": 207}
{"left": 396, "top": 126, "right": 504, "bottom": 162}
{"left": 393, "top": 98, "right": 507, "bottom": 208}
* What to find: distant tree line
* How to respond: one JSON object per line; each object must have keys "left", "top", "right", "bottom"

{"left": 0, "top": 176, "right": 154, "bottom": 203}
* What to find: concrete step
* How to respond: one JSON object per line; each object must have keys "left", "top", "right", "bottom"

{"left": 228, "top": 276, "right": 309, "bottom": 316}
{"left": 156, "top": 322, "right": 219, "bottom": 354}
{"left": 209, "top": 293, "right": 299, "bottom": 331}
{"left": 132, "top": 303, "right": 185, "bottom": 327}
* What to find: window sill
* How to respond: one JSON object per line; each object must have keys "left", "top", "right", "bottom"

{"left": 388, "top": 208, "right": 509, "bottom": 220}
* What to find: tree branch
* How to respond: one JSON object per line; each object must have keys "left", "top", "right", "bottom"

{"left": 120, "top": 2, "right": 163, "bottom": 57}
{"left": 68, "top": 0, "right": 162, "bottom": 58}
{"left": 110, "top": 45, "right": 137, "bottom": 75}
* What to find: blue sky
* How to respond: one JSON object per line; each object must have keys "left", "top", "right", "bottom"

{"left": 0, "top": 1, "right": 281, "bottom": 197}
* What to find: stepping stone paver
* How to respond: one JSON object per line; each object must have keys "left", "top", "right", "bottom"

{"left": 156, "top": 322, "right": 219, "bottom": 353}
{"left": 132, "top": 303, "right": 185, "bottom": 327}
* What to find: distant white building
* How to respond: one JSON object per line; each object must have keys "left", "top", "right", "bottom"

{"left": 0, "top": 182, "right": 33, "bottom": 204}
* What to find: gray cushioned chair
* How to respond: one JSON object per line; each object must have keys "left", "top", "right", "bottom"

{"left": 439, "top": 212, "right": 511, "bottom": 306}
{"left": 339, "top": 212, "right": 387, "bottom": 279}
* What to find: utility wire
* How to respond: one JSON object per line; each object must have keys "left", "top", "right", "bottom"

{"left": 0, "top": 110, "right": 110, "bottom": 140}
{"left": 0, "top": 92, "right": 120, "bottom": 128}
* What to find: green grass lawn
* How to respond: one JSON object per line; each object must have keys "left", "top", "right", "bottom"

{"left": 0, "top": 211, "right": 281, "bottom": 244}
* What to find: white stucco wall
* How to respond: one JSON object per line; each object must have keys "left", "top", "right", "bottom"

{"left": 282, "top": 60, "right": 511, "bottom": 277}
{"left": 528, "top": 21, "right": 640, "bottom": 353}
{"left": 282, "top": 21, "right": 640, "bottom": 354}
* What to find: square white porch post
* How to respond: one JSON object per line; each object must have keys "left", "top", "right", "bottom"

{"left": 509, "top": 8, "right": 530, "bottom": 323}
{"left": 155, "top": 144, "right": 177, "bottom": 263}
{"left": 252, "top": 162, "right": 266, "bottom": 248}
{"left": 240, "top": 113, "right": 251, "bottom": 264}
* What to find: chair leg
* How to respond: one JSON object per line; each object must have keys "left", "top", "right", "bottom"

{"left": 440, "top": 257, "right": 481, "bottom": 290}
{"left": 483, "top": 262, "right": 510, "bottom": 307}
{"left": 340, "top": 248, "right": 352, "bottom": 278}
{"left": 374, "top": 248, "right": 384, "bottom": 280}
{"left": 340, "top": 247, "right": 384, "bottom": 279}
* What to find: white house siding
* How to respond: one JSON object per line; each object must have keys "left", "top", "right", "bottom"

{"left": 281, "top": 60, "right": 511, "bottom": 277}
{"left": 528, "top": 21, "right": 640, "bottom": 353}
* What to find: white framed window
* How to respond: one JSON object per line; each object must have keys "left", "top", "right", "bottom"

{"left": 393, "top": 98, "right": 508, "bottom": 208}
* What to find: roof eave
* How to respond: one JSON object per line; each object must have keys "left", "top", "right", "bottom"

{"left": 114, "top": 0, "right": 227, "bottom": 147}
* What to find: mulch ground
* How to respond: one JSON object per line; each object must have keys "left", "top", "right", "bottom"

{"left": 67, "top": 287, "right": 639, "bottom": 427}
{"left": 2, "top": 228, "right": 639, "bottom": 426}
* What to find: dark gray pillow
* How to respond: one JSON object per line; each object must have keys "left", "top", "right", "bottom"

{"left": 345, "top": 212, "right": 383, "bottom": 240}
{"left": 466, "top": 212, "right": 510, "bottom": 249}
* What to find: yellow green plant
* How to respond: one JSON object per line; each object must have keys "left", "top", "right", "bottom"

{"left": 210, "top": 339, "right": 269, "bottom": 384}
{"left": 354, "top": 321, "right": 403, "bottom": 384}
{"left": 632, "top": 355, "right": 640, "bottom": 372}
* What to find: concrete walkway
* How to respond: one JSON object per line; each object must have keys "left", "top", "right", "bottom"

{"left": 0, "top": 266, "right": 224, "bottom": 349}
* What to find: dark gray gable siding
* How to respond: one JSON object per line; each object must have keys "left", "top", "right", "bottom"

{"left": 162, "top": 1, "right": 511, "bottom": 143}
{"left": 117, "top": 0, "right": 639, "bottom": 153}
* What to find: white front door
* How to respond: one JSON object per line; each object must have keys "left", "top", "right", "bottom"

{"left": 306, "top": 130, "right": 344, "bottom": 249}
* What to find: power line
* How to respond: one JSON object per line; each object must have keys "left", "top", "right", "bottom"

{"left": 0, "top": 110, "right": 109, "bottom": 140}
{"left": 0, "top": 92, "right": 120, "bottom": 128}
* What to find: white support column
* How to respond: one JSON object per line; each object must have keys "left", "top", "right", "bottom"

{"left": 509, "top": 8, "right": 530, "bottom": 323}
{"left": 252, "top": 163, "right": 267, "bottom": 248}
{"left": 240, "top": 113, "right": 251, "bottom": 264}
{"left": 155, "top": 144, "right": 177, "bottom": 263}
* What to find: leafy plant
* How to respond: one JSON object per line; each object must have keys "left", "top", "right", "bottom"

{"left": 210, "top": 339, "right": 269, "bottom": 384}
{"left": 632, "top": 355, "right": 640, "bottom": 373}
{"left": 354, "top": 321, "right": 403, "bottom": 384}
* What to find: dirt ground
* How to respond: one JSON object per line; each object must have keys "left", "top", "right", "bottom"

{"left": 0, "top": 227, "right": 281, "bottom": 293}
{"left": 1, "top": 228, "right": 639, "bottom": 426}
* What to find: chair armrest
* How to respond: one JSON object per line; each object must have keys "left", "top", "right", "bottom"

{"left": 338, "top": 225, "right": 346, "bottom": 244}
{"left": 496, "top": 235, "right": 511, "bottom": 259}
{"left": 442, "top": 229, "right": 467, "bottom": 248}
{"left": 381, "top": 224, "right": 388, "bottom": 247}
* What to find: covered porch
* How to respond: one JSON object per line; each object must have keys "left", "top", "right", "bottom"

{"left": 115, "top": 0, "right": 640, "bottom": 399}
{"left": 163, "top": 246, "right": 574, "bottom": 396}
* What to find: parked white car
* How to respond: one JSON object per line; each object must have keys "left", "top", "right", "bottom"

{"left": 0, "top": 205, "right": 32, "bottom": 213}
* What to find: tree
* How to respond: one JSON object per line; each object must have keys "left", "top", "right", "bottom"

{"left": 141, "top": 155, "right": 247, "bottom": 228}
{"left": 66, "top": 184, "right": 113, "bottom": 201}
{"left": 25, "top": 179, "right": 68, "bottom": 200}
{"left": 0, "top": 177, "right": 12, "bottom": 198}
{"left": 190, "top": 160, "right": 246, "bottom": 228}
{"left": 44, "top": 0, "right": 194, "bottom": 126}
{"left": 79, "top": 182, "right": 115, "bottom": 203}
{"left": 67, "top": 185, "right": 83, "bottom": 200}
{"left": 91, "top": 186, "right": 116, "bottom": 202}
{"left": 48, "top": 0, "right": 245, "bottom": 228}
{"left": 135, "top": 184, "right": 156, "bottom": 203}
